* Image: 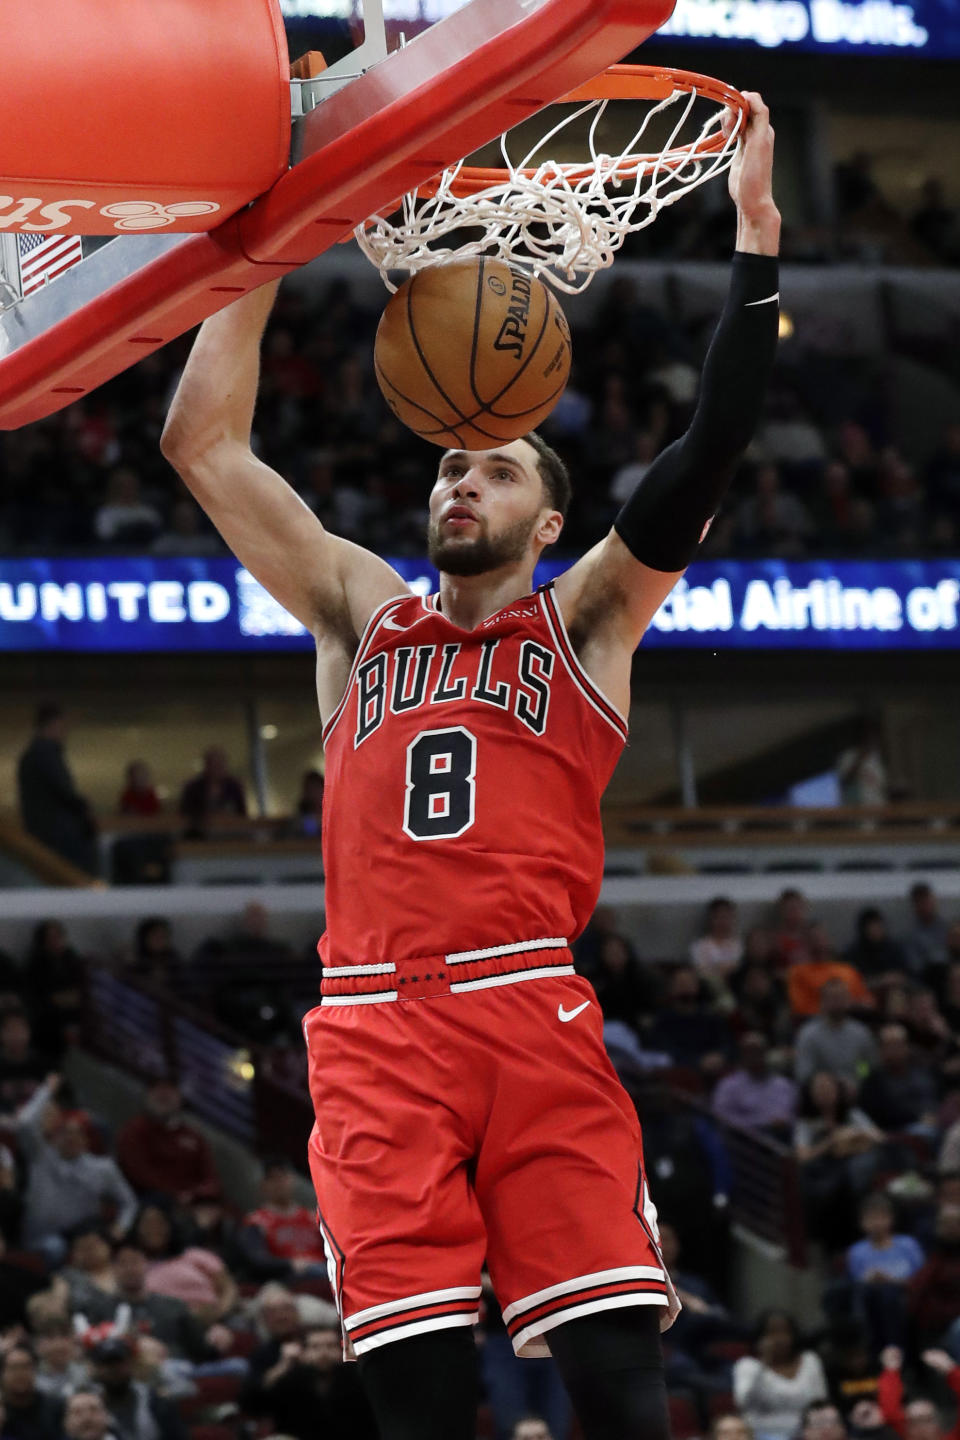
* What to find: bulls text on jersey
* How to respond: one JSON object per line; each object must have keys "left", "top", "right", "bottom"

{"left": 354, "top": 638, "right": 555, "bottom": 747}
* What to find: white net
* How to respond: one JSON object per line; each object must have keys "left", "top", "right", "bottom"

{"left": 356, "top": 75, "right": 745, "bottom": 294}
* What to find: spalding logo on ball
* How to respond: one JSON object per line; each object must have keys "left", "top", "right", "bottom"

{"left": 374, "top": 258, "right": 572, "bottom": 449}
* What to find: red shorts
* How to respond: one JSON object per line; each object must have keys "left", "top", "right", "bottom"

{"left": 304, "top": 939, "right": 667, "bottom": 1360}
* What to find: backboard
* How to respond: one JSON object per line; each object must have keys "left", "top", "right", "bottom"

{"left": 0, "top": 0, "right": 674, "bottom": 431}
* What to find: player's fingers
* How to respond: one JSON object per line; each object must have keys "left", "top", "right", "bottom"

{"left": 742, "top": 91, "right": 770, "bottom": 122}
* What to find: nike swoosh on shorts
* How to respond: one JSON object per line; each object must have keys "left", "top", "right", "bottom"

{"left": 558, "top": 1000, "right": 591, "bottom": 1023}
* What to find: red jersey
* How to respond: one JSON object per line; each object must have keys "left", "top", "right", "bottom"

{"left": 319, "top": 582, "right": 627, "bottom": 969}
{"left": 245, "top": 1205, "right": 326, "bottom": 1260}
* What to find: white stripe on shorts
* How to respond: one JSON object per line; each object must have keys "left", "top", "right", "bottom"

{"left": 449, "top": 964, "right": 576, "bottom": 994}
{"left": 445, "top": 936, "right": 567, "bottom": 964}
{"left": 512, "top": 1293, "right": 667, "bottom": 1357}
{"left": 351, "top": 1311, "right": 479, "bottom": 1356}
{"left": 345, "top": 1285, "right": 482, "bottom": 1329}
{"left": 502, "top": 1264, "right": 666, "bottom": 1324}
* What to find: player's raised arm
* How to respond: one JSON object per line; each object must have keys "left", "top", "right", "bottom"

{"left": 160, "top": 282, "right": 409, "bottom": 639}
{"left": 556, "top": 93, "right": 780, "bottom": 655}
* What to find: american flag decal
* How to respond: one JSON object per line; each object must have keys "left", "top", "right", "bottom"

{"left": 17, "top": 233, "right": 83, "bottom": 297}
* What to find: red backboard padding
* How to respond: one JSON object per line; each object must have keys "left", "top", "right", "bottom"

{"left": 0, "top": 0, "right": 289, "bottom": 235}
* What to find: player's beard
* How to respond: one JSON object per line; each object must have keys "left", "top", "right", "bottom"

{"left": 427, "top": 510, "right": 539, "bottom": 576}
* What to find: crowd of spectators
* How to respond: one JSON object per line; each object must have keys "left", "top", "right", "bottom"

{"left": 1, "top": 249, "right": 959, "bottom": 568}
{"left": 571, "top": 881, "right": 960, "bottom": 1440}
{"left": 2, "top": 875, "right": 960, "bottom": 1440}
{"left": 15, "top": 702, "right": 326, "bottom": 879}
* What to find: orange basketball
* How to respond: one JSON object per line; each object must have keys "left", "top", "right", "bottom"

{"left": 373, "top": 258, "right": 572, "bottom": 449}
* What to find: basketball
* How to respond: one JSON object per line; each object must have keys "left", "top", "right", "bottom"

{"left": 373, "top": 258, "right": 572, "bottom": 449}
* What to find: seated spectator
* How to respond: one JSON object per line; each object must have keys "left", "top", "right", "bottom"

{"left": 794, "top": 979, "right": 878, "bottom": 1089}
{"left": 62, "top": 1388, "right": 121, "bottom": 1440}
{"left": 59, "top": 1223, "right": 119, "bottom": 1313}
{"left": 787, "top": 928, "right": 874, "bottom": 1020}
{"left": 846, "top": 910, "right": 909, "bottom": 989}
{"left": 735, "top": 464, "right": 814, "bottom": 555}
{"left": 240, "top": 1323, "right": 376, "bottom": 1440}
{"left": 22, "top": 921, "right": 85, "bottom": 1060}
{"left": 244, "top": 1284, "right": 307, "bottom": 1387}
{"left": 116, "top": 1078, "right": 219, "bottom": 1205}
{"left": 905, "top": 884, "right": 951, "bottom": 978}
{"left": 846, "top": 1195, "right": 925, "bottom": 1352}
{"left": 240, "top": 1156, "right": 327, "bottom": 1280}
{"left": 801, "top": 1401, "right": 851, "bottom": 1440}
{"left": 128, "top": 919, "right": 183, "bottom": 988}
{"left": 906, "top": 989, "right": 960, "bottom": 1075}
{"left": 87, "top": 1337, "right": 186, "bottom": 1440}
{"left": 512, "top": 1421, "right": 555, "bottom": 1440}
{"left": 646, "top": 965, "right": 732, "bottom": 1079}
{"left": 816, "top": 1325, "right": 885, "bottom": 1424}
{"left": 729, "top": 963, "right": 793, "bottom": 1049}
{"left": 132, "top": 1202, "right": 238, "bottom": 1325}
{"left": 118, "top": 761, "right": 161, "bottom": 817}
{"left": 908, "top": 1205, "right": 960, "bottom": 1352}
{"left": 93, "top": 467, "right": 161, "bottom": 546}
{"left": 690, "top": 897, "right": 745, "bottom": 1000}
{"left": 81, "top": 1241, "right": 215, "bottom": 1363}
{"left": 589, "top": 933, "right": 659, "bottom": 1029}
{"left": 878, "top": 1345, "right": 960, "bottom": 1440}
{"left": 0, "top": 1009, "right": 49, "bottom": 1116}
{"left": 0, "top": 1232, "right": 48, "bottom": 1332}
{"left": 836, "top": 723, "right": 888, "bottom": 807}
{"left": 0, "top": 1345, "right": 63, "bottom": 1440}
{"left": 17, "top": 1076, "right": 137, "bottom": 1258}
{"left": 294, "top": 768, "right": 325, "bottom": 837}
{"left": 178, "top": 747, "right": 247, "bottom": 828}
{"left": 733, "top": 1310, "right": 828, "bottom": 1440}
{"left": 858, "top": 1024, "right": 939, "bottom": 1141}
{"left": 151, "top": 498, "right": 222, "bottom": 556}
{"left": 795, "top": 1072, "right": 885, "bottom": 1248}
{"left": 190, "top": 903, "right": 300, "bottom": 1043}
{"left": 771, "top": 889, "right": 812, "bottom": 970}
{"left": 33, "top": 1318, "right": 88, "bottom": 1399}
{"left": 712, "top": 1032, "right": 798, "bottom": 1136}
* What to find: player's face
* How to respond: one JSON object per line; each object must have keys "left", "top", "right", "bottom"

{"left": 428, "top": 440, "right": 554, "bottom": 576}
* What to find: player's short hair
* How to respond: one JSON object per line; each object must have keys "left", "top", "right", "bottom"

{"left": 523, "top": 432, "right": 571, "bottom": 519}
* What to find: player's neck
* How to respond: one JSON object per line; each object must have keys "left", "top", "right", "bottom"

{"left": 437, "top": 563, "right": 536, "bottom": 631}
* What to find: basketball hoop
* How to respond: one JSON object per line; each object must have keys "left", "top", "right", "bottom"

{"left": 356, "top": 65, "right": 749, "bottom": 295}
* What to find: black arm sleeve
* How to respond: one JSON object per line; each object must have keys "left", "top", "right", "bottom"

{"left": 613, "top": 250, "right": 779, "bottom": 573}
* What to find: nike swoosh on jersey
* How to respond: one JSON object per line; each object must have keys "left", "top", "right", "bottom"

{"left": 744, "top": 292, "right": 780, "bottom": 307}
{"left": 558, "top": 1000, "right": 591, "bottom": 1023}
{"left": 381, "top": 613, "right": 408, "bottom": 631}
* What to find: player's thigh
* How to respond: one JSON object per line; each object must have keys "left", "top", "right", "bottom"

{"left": 469, "top": 977, "right": 667, "bottom": 1356}
{"left": 305, "top": 1003, "right": 487, "bottom": 1350}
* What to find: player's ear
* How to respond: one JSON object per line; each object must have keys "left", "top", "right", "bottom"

{"left": 538, "top": 509, "right": 563, "bottom": 547}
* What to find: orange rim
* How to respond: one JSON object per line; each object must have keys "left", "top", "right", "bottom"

{"left": 418, "top": 64, "right": 747, "bottom": 200}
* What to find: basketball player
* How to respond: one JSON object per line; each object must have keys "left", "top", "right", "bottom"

{"left": 162, "top": 94, "right": 780, "bottom": 1440}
